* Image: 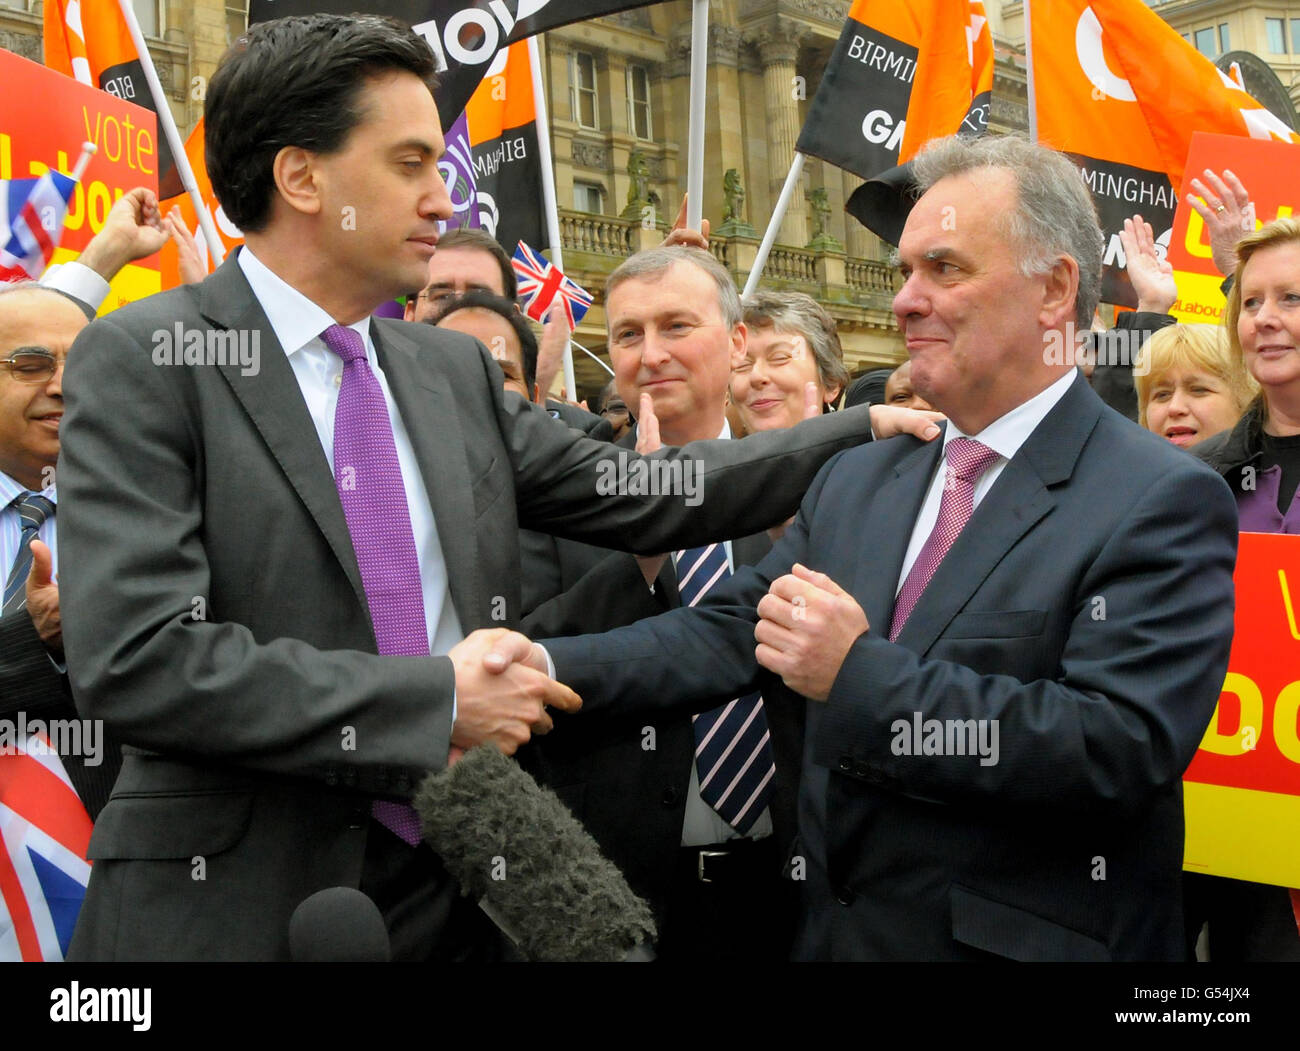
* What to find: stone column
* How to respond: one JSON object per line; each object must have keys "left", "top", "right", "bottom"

{"left": 754, "top": 21, "right": 807, "bottom": 247}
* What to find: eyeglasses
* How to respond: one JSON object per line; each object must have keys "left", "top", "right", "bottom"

{"left": 0, "top": 348, "right": 65, "bottom": 384}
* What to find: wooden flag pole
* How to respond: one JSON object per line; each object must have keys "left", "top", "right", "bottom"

{"left": 686, "top": 0, "right": 709, "bottom": 231}
{"left": 116, "top": 0, "right": 224, "bottom": 265}
{"left": 527, "top": 33, "right": 577, "bottom": 400}
{"left": 742, "top": 152, "right": 805, "bottom": 298}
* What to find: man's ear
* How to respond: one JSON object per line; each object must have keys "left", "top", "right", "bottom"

{"left": 824, "top": 381, "right": 843, "bottom": 406}
{"left": 271, "top": 146, "right": 323, "bottom": 218}
{"left": 729, "top": 320, "right": 748, "bottom": 369}
{"left": 1040, "top": 255, "right": 1080, "bottom": 330}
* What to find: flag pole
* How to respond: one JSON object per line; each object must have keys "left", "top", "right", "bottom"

{"left": 686, "top": 0, "right": 709, "bottom": 230}
{"left": 1023, "top": 0, "right": 1038, "bottom": 144}
{"left": 742, "top": 152, "right": 805, "bottom": 299}
{"left": 570, "top": 338, "right": 614, "bottom": 377}
{"left": 527, "top": 34, "right": 577, "bottom": 400}
{"left": 70, "top": 141, "right": 98, "bottom": 182}
{"left": 115, "top": 0, "right": 224, "bottom": 265}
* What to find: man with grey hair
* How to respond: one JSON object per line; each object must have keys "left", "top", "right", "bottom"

{"left": 530, "top": 135, "right": 1239, "bottom": 960}
{"left": 524, "top": 244, "right": 939, "bottom": 960}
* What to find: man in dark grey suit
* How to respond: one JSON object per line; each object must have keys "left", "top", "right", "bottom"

{"left": 536, "top": 136, "right": 1240, "bottom": 961}
{"left": 55, "top": 15, "right": 910, "bottom": 961}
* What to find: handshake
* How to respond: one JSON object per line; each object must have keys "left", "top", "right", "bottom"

{"left": 445, "top": 555, "right": 878, "bottom": 766}
{"left": 445, "top": 629, "right": 575, "bottom": 765}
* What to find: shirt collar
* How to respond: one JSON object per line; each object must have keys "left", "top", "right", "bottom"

{"left": 941, "top": 369, "right": 1077, "bottom": 463}
{"left": 0, "top": 468, "right": 56, "bottom": 509}
{"left": 237, "top": 246, "right": 373, "bottom": 358}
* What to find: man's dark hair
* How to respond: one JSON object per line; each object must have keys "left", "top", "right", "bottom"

{"left": 429, "top": 290, "right": 538, "bottom": 394}
{"left": 435, "top": 228, "right": 519, "bottom": 301}
{"left": 206, "top": 14, "right": 437, "bottom": 233}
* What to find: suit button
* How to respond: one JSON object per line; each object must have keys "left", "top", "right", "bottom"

{"left": 661, "top": 787, "right": 680, "bottom": 806}
{"left": 324, "top": 770, "right": 339, "bottom": 787}
{"left": 341, "top": 770, "right": 358, "bottom": 788}
{"left": 838, "top": 757, "right": 853, "bottom": 773}
{"left": 395, "top": 774, "right": 412, "bottom": 793}
{"left": 835, "top": 886, "right": 856, "bottom": 906}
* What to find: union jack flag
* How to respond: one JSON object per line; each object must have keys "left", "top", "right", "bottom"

{"left": 0, "top": 171, "right": 78, "bottom": 283}
{"left": 511, "top": 241, "right": 593, "bottom": 328}
{"left": 0, "top": 734, "right": 92, "bottom": 961}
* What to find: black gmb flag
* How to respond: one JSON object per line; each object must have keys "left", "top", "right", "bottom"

{"left": 248, "top": 0, "right": 657, "bottom": 128}
{"left": 796, "top": 0, "right": 994, "bottom": 245}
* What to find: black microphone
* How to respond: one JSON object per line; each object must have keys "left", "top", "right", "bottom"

{"left": 289, "top": 887, "right": 391, "bottom": 962}
{"left": 414, "top": 746, "right": 657, "bottom": 962}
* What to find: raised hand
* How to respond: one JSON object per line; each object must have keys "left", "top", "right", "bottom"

{"left": 1119, "top": 214, "right": 1177, "bottom": 314}
{"left": 1186, "top": 168, "right": 1256, "bottom": 278}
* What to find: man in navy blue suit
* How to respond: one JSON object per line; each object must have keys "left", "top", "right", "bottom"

{"left": 530, "top": 135, "right": 1239, "bottom": 961}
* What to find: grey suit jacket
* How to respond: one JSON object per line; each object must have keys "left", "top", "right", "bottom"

{"left": 546, "top": 375, "right": 1239, "bottom": 961}
{"left": 55, "top": 253, "right": 880, "bottom": 960}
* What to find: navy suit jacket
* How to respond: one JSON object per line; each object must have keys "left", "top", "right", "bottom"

{"left": 546, "top": 373, "right": 1239, "bottom": 961}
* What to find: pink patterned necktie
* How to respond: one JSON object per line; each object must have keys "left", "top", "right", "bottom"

{"left": 888, "top": 438, "right": 1000, "bottom": 642}
{"left": 321, "top": 324, "right": 428, "bottom": 846}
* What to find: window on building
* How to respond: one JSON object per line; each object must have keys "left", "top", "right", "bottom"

{"left": 627, "top": 65, "right": 653, "bottom": 140}
{"left": 1291, "top": 19, "right": 1300, "bottom": 54}
{"left": 570, "top": 52, "right": 598, "bottom": 130}
{"left": 1194, "top": 27, "right": 1216, "bottom": 56}
{"left": 1218, "top": 23, "right": 1231, "bottom": 53}
{"left": 133, "top": 0, "right": 162, "bottom": 38}
{"left": 1266, "top": 17, "right": 1286, "bottom": 53}
{"left": 573, "top": 182, "right": 604, "bottom": 214}
{"left": 227, "top": 2, "right": 249, "bottom": 46}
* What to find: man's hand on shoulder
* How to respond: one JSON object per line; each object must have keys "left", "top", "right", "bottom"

{"left": 866, "top": 403, "right": 943, "bottom": 442}
{"left": 25, "top": 539, "right": 61, "bottom": 659}
{"left": 755, "top": 563, "right": 867, "bottom": 701}
{"left": 448, "top": 628, "right": 580, "bottom": 763}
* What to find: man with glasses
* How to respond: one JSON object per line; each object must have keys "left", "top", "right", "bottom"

{"left": 0, "top": 283, "right": 122, "bottom": 833}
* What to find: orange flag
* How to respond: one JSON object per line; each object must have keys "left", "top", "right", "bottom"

{"left": 798, "top": 0, "right": 993, "bottom": 177}
{"left": 159, "top": 118, "right": 243, "bottom": 288}
{"left": 1028, "top": 0, "right": 1299, "bottom": 305}
{"left": 44, "top": 0, "right": 184, "bottom": 197}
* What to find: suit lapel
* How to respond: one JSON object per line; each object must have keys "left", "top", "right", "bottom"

{"left": 201, "top": 257, "right": 368, "bottom": 612}
{"left": 372, "top": 319, "right": 483, "bottom": 630}
{"left": 894, "top": 373, "right": 1103, "bottom": 655}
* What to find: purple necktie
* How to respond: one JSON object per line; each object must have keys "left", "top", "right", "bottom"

{"left": 889, "top": 438, "right": 1000, "bottom": 642}
{"left": 321, "top": 324, "right": 428, "bottom": 846}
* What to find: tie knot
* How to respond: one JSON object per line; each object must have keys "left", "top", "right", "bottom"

{"left": 320, "top": 324, "right": 367, "bottom": 364}
{"left": 14, "top": 492, "right": 54, "bottom": 529}
{"left": 945, "top": 437, "right": 999, "bottom": 482}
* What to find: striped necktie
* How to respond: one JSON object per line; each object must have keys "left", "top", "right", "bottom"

{"left": 3, "top": 493, "right": 55, "bottom": 618}
{"left": 321, "top": 325, "right": 428, "bottom": 847}
{"left": 674, "top": 543, "right": 775, "bottom": 835}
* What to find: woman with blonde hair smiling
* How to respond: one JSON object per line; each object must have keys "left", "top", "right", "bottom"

{"left": 1134, "top": 324, "right": 1256, "bottom": 449}
{"left": 1191, "top": 216, "right": 1300, "bottom": 963}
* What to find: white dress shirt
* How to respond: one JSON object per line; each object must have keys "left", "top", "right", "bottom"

{"left": 0, "top": 470, "right": 58, "bottom": 583}
{"left": 238, "top": 247, "right": 464, "bottom": 657}
{"left": 41, "top": 261, "right": 110, "bottom": 314}
{"left": 896, "top": 369, "right": 1078, "bottom": 593}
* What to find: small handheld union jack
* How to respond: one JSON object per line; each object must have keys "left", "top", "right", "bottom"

{"left": 511, "top": 241, "right": 593, "bottom": 328}
{"left": 0, "top": 170, "right": 78, "bottom": 283}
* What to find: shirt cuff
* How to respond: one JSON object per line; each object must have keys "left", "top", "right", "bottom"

{"left": 538, "top": 645, "right": 556, "bottom": 680}
{"left": 42, "top": 261, "right": 111, "bottom": 314}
